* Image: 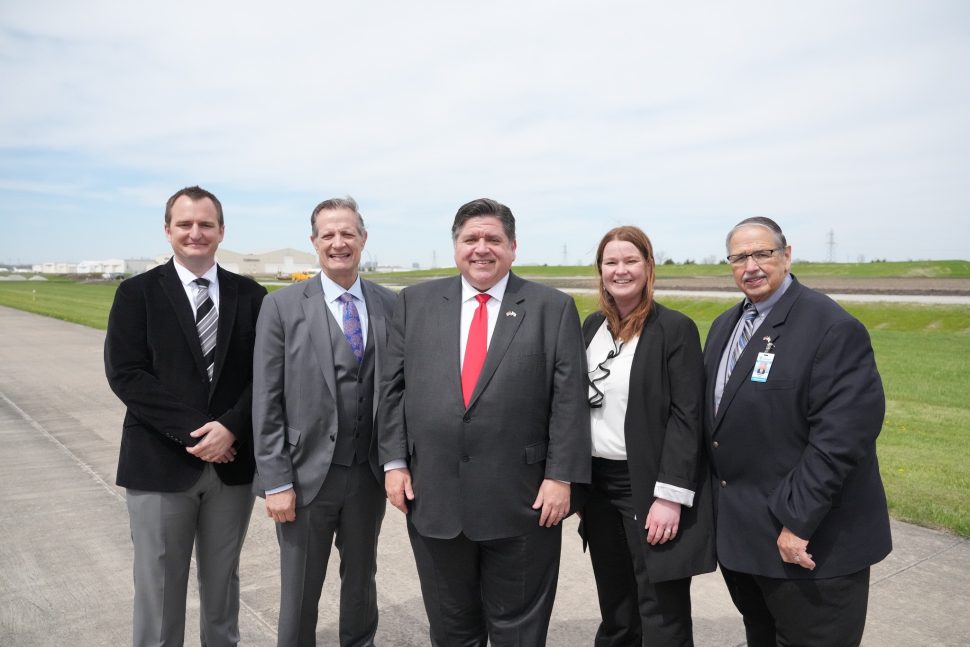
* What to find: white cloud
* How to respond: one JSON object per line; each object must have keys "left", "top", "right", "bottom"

{"left": 1, "top": 0, "right": 968, "bottom": 265}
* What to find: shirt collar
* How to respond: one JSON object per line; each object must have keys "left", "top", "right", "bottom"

{"left": 320, "top": 271, "right": 364, "bottom": 304}
{"left": 461, "top": 272, "right": 510, "bottom": 304}
{"left": 172, "top": 258, "right": 218, "bottom": 287}
{"left": 746, "top": 273, "right": 792, "bottom": 315}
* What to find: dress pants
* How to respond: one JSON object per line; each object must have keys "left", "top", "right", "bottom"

{"left": 276, "top": 461, "right": 386, "bottom": 647}
{"left": 720, "top": 565, "right": 871, "bottom": 647}
{"left": 583, "top": 459, "right": 694, "bottom": 647}
{"left": 407, "top": 519, "right": 563, "bottom": 647}
{"left": 126, "top": 463, "right": 255, "bottom": 647}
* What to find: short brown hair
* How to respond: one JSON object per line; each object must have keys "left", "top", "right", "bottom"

{"left": 164, "top": 186, "right": 224, "bottom": 226}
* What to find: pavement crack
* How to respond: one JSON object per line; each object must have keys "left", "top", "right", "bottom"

{"left": 0, "top": 389, "right": 124, "bottom": 504}
{"left": 871, "top": 536, "right": 968, "bottom": 585}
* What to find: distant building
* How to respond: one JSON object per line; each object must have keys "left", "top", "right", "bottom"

{"left": 214, "top": 248, "right": 318, "bottom": 276}
{"left": 32, "top": 248, "right": 321, "bottom": 277}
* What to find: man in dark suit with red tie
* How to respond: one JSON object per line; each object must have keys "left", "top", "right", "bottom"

{"left": 379, "top": 198, "right": 591, "bottom": 646}
{"left": 105, "top": 186, "right": 266, "bottom": 647}
{"left": 703, "top": 217, "right": 891, "bottom": 646}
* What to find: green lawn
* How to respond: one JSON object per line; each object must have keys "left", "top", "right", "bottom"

{"left": 1, "top": 277, "right": 968, "bottom": 536}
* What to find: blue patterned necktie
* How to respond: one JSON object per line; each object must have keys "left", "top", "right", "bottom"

{"left": 338, "top": 293, "right": 364, "bottom": 363}
{"left": 726, "top": 302, "right": 758, "bottom": 380}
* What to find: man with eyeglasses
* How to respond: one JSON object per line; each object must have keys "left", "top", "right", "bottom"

{"left": 702, "top": 217, "right": 891, "bottom": 646}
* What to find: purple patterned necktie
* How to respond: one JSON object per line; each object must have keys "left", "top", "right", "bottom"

{"left": 338, "top": 293, "right": 364, "bottom": 363}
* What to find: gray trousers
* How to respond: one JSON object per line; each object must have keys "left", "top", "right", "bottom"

{"left": 126, "top": 464, "right": 254, "bottom": 647}
{"left": 276, "top": 461, "right": 386, "bottom": 647}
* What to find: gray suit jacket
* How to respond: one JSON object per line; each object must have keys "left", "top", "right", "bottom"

{"left": 378, "top": 272, "right": 591, "bottom": 541}
{"left": 252, "top": 274, "right": 397, "bottom": 507}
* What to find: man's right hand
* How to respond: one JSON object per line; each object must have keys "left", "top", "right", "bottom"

{"left": 266, "top": 488, "right": 297, "bottom": 523}
{"left": 385, "top": 468, "right": 414, "bottom": 514}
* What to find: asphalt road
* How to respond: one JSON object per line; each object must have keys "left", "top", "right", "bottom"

{"left": 1, "top": 305, "right": 967, "bottom": 646}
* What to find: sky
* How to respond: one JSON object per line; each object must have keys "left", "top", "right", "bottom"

{"left": 1, "top": 1, "right": 968, "bottom": 268}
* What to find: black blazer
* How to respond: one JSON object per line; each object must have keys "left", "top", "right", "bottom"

{"left": 703, "top": 276, "right": 891, "bottom": 579}
{"left": 582, "top": 303, "right": 716, "bottom": 582}
{"left": 105, "top": 259, "right": 267, "bottom": 492}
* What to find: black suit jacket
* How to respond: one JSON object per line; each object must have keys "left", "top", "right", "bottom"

{"left": 378, "top": 273, "right": 591, "bottom": 541}
{"left": 582, "top": 304, "right": 716, "bottom": 583}
{"left": 703, "top": 276, "right": 891, "bottom": 579}
{"left": 105, "top": 259, "right": 267, "bottom": 492}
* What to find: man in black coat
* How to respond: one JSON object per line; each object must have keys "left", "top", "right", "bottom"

{"left": 105, "top": 186, "right": 266, "bottom": 647}
{"left": 703, "top": 216, "right": 891, "bottom": 646}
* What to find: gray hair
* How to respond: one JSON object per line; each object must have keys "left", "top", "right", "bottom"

{"left": 310, "top": 196, "right": 366, "bottom": 237}
{"left": 451, "top": 198, "right": 516, "bottom": 242}
{"left": 726, "top": 216, "right": 787, "bottom": 252}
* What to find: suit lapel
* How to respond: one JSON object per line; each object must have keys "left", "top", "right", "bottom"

{"left": 714, "top": 279, "right": 803, "bottom": 429}
{"left": 361, "top": 280, "right": 386, "bottom": 416}
{"left": 158, "top": 259, "right": 209, "bottom": 381}
{"left": 436, "top": 277, "right": 464, "bottom": 406}
{"left": 467, "top": 273, "right": 525, "bottom": 409}
{"left": 302, "top": 275, "right": 337, "bottom": 401}
{"left": 210, "top": 266, "right": 237, "bottom": 391}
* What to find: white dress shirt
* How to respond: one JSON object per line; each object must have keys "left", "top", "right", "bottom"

{"left": 458, "top": 272, "right": 509, "bottom": 368}
{"left": 319, "top": 272, "right": 369, "bottom": 344}
{"left": 172, "top": 260, "right": 219, "bottom": 316}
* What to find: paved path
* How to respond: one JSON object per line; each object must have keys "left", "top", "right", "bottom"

{"left": 0, "top": 305, "right": 967, "bottom": 646}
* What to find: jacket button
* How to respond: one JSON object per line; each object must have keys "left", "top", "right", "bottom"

{"left": 461, "top": 455, "right": 470, "bottom": 462}
{"left": 329, "top": 434, "right": 336, "bottom": 442}
{"left": 463, "top": 414, "right": 471, "bottom": 423}
{"left": 712, "top": 441, "right": 719, "bottom": 449}
{"left": 720, "top": 480, "right": 728, "bottom": 488}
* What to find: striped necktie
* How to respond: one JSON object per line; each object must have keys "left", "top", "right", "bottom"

{"left": 194, "top": 278, "right": 218, "bottom": 381}
{"left": 726, "top": 302, "right": 758, "bottom": 381}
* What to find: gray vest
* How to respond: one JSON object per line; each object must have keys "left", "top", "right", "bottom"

{"left": 327, "top": 307, "right": 376, "bottom": 467}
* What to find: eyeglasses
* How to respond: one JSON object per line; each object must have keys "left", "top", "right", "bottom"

{"left": 726, "top": 248, "right": 782, "bottom": 266}
{"left": 588, "top": 339, "right": 624, "bottom": 408}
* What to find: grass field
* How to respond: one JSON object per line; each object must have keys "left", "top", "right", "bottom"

{"left": 1, "top": 277, "right": 968, "bottom": 536}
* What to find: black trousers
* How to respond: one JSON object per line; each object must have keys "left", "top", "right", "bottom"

{"left": 407, "top": 519, "right": 562, "bottom": 647}
{"left": 720, "top": 565, "right": 871, "bottom": 647}
{"left": 584, "top": 458, "right": 694, "bottom": 647}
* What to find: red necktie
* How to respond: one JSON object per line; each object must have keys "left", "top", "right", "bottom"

{"left": 461, "top": 294, "right": 490, "bottom": 407}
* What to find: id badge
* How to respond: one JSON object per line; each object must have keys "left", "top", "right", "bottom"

{"left": 751, "top": 352, "right": 774, "bottom": 382}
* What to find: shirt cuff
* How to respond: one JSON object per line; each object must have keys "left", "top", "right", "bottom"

{"left": 654, "top": 482, "right": 695, "bottom": 508}
{"left": 265, "top": 483, "right": 293, "bottom": 496}
{"left": 384, "top": 459, "right": 408, "bottom": 471}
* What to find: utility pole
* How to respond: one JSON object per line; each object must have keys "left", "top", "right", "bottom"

{"left": 562, "top": 244, "right": 568, "bottom": 266}
{"left": 431, "top": 250, "right": 437, "bottom": 269}
{"left": 826, "top": 229, "right": 836, "bottom": 263}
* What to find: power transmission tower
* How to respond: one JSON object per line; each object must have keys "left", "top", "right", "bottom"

{"left": 826, "top": 230, "right": 836, "bottom": 263}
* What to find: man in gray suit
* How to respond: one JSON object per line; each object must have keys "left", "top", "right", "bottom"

{"left": 379, "top": 198, "right": 591, "bottom": 646}
{"left": 252, "top": 197, "right": 396, "bottom": 647}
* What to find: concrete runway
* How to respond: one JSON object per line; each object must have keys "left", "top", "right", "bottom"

{"left": 1, "top": 304, "right": 967, "bottom": 646}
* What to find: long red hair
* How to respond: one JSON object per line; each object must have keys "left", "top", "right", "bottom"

{"left": 595, "top": 226, "right": 656, "bottom": 342}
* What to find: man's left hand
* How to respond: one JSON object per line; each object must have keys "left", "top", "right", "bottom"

{"left": 532, "top": 479, "right": 570, "bottom": 527}
{"left": 186, "top": 421, "right": 237, "bottom": 463}
{"left": 778, "top": 526, "right": 815, "bottom": 570}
